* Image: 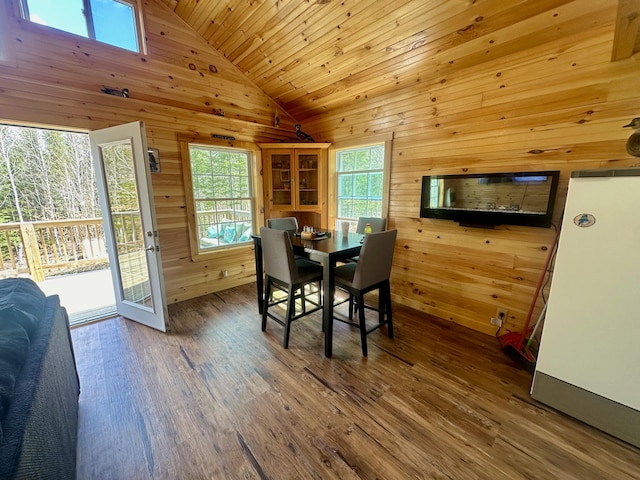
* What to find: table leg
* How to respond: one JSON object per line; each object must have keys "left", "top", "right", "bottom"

{"left": 252, "top": 237, "right": 264, "bottom": 314}
{"left": 323, "top": 259, "right": 335, "bottom": 358}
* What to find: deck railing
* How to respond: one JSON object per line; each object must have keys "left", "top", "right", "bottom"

{"left": 196, "top": 209, "right": 252, "bottom": 238}
{"left": 0, "top": 218, "right": 109, "bottom": 281}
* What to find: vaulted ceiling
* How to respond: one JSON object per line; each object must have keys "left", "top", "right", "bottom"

{"left": 158, "top": 0, "right": 640, "bottom": 122}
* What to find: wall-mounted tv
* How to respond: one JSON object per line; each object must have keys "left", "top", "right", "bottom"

{"left": 420, "top": 171, "right": 560, "bottom": 228}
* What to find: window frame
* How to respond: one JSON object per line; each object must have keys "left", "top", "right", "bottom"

{"left": 180, "top": 136, "right": 262, "bottom": 261}
{"left": 1, "top": 2, "right": 16, "bottom": 65}
{"left": 17, "top": 0, "right": 147, "bottom": 54}
{"left": 328, "top": 133, "right": 393, "bottom": 230}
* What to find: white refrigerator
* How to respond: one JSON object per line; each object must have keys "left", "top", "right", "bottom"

{"left": 531, "top": 168, "right": 640, "bottom": 447}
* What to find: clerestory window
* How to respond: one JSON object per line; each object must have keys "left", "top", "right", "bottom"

{"left": 18, "top": 0, "right": 144, "bottom": 53}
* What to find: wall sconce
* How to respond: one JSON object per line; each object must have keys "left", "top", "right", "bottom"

{"left": 148, "top": 148, "right": 160, "bottom": 173}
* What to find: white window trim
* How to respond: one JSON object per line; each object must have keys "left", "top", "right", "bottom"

{"left": 328, "top": 132, "right": 393, "bottom": 230}
{"left": 180, "top": 136, "right": 262, "bottom": 262}
{"left": 1, "top": 2, "right": 16, "bottom": 66}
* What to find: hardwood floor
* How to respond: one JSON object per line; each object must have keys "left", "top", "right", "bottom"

{"left": 72, "top": 283, "right": 640, "bottom": 479}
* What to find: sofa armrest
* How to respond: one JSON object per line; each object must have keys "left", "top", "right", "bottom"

{"left": 0, "top": 295, "right": 80, "bottom": 480}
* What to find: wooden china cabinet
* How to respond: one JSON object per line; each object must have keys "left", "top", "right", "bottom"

{"left": 259, "top": 143, "right": 330, "bottom": 229}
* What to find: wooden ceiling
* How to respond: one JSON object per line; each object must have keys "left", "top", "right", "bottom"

{"left": 158, "top": 0, "right": 640, "bottom": 122}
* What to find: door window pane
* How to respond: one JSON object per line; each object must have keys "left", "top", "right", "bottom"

{"left": 101, "top": 141, "right": 152, "bottom": 307}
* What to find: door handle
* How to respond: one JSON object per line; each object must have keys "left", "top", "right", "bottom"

{"left": 145, "top": 245, "right": 156, "bottom": 253}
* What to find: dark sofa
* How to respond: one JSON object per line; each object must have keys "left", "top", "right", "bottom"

{"left": 0, "top": 278, "right": 80, "bottom": 480}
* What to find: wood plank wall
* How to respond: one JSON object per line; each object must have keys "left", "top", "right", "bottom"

{"left": 305, "top": 2, "right": 640, "bottom": 335}
{"left": 0, "top": 0, "right": 298, "bottom": 305}
{"left": 2, "top": 0, "right": 640, "bottom": 337}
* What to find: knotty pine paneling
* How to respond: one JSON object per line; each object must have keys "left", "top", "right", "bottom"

{"left": 280, "top": 1, "right": 615, "bottom": 118}
{"left": 157, "top": 0, "right": 640, "bottom": 129}
{"left": 0, "top": 0, "right": 295, "bottom": 306}
{"left": 3, "top": 0, "right": 640, "bottom": 339}
{"left": 307, "top": 15, "right": 640, "bottom": 335}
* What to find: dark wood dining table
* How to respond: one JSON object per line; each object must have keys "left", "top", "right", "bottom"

{"left": 252, "top": 231, "right": 363, "bottom": 357}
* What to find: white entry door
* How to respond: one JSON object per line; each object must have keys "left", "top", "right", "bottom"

{"left": 89, "top": 121, "right": 167, "bottom": 331}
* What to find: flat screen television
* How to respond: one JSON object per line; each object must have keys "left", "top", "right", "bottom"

{"left": 420, "top": 171, "right": 560, "bottom": 228}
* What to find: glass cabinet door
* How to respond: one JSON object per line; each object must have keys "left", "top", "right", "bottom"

{"left": 260, "top": 143, "right": 328, "bottom": 229}
{"left": 270, "top": 152, "right": 292, "bottom": 207}
{"left": 296, "top": 151, "right": 319, "bottom": 209}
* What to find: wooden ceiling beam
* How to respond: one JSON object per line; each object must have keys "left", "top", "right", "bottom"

{"left": 611, "top": 0, "right": 640, "bottom": 60}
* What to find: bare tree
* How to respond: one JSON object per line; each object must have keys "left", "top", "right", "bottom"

{"left": 0, "top": 125, "right": 98, "bottom": 223}
{"left": 61, "top": 131, "right": 99, "bottom": 218}
{"left": 0, "top": 126, "right": 25, "bottom": 222}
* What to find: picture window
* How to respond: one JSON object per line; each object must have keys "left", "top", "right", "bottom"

{"left": 335, "top": 144, "right": 387, "bottom": 228}
{"left": 185, "top": 144, "right": 255, "bottom": 254}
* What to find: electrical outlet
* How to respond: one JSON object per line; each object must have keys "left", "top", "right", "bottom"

{"left": 490, "top": 307, "right": 508, "bottom": 327}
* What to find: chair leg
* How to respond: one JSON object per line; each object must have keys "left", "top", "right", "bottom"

{"left": 283, "top": 288, "right": 296, "bottom": 349}
{"left": 384, "top": 282, "right": 394, "bottom": 339}
{"left": 262, "top": 277, "right": 271, "bottom": 331}
{"left": 348, "top": 294, "right": 355, "bottom": 321}
{"left": 317, "top": 281, "right": 324, "bottom": 332}
{"left": 378, "top": 286, "right": 384, "bottom": 324}
{"left": 358, "top": 292, "right": 368, "bottom": 357}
